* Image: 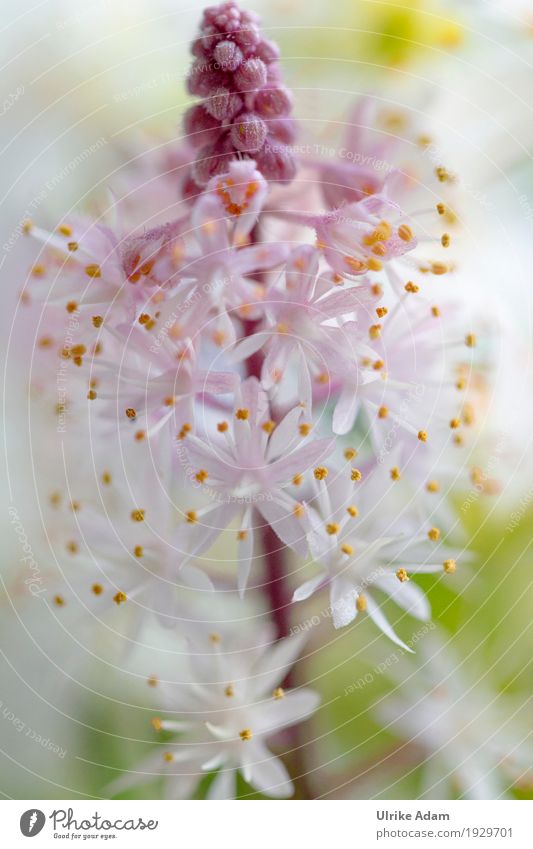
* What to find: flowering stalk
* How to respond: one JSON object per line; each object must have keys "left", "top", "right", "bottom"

{"left": 17, "top": 0, "right": 493, "bottom": 801}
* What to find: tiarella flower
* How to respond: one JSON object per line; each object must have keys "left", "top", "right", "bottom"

{"left": 156, "top": 189, "right": 287, "bottom": 349}
{"left": 377, "top": 633, "right": 533, "bottom": 799}
{"left": 42, "top": 453, "right": 214, "bottom": 632}
{"left": 293, "top": 465, "right": 461, "bottom": 645}
{"left": 88, "top": 327, "right": 236, "bottom": 440}
{"left": 232, "top": 244, "right": 377, "bottom": 400}
{"left": 180, "top": 376, "right": 335, "bottom": 592}
{"left": 108, "top": 631, "right": 319, "bottom": 799}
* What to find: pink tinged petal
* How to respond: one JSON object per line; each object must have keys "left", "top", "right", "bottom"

{"left": 297, "top": 346, "right": 313, "bottom": 410}
{"left": 257, "top": 496, "right": 309, "bottom": 557}
{"left": 249, "top": 632, "right": 309, "bottom": 699}
{"left": 206, "top": 768, "right": 236, "bottom": 800}
{"left": 179, "top": 564, "right": 215, "bottom": 593}
{"left": 375, "top": 575, "right": 431, "bottom": 621}
{"left": 181, "top": 502, "right": 240, "bottom": 561}
{"left": 266, "top": 404, "right": 302, "bottom": 462}
{"left": 267, "top": 436, "right": 336, "bottom": 486}
{"left": 194, "top": 369, "right": 237, "bottom": 396}
{"left": 237, "top": 512, "right": 254, "bottom": 598}
{"left": 332, "top": 385, "right": 359, "bottom": 435}
{"left": 330, "top": 577, "right": 357, "bottom": 629}
{"left": 239, "top": 741, "right": 294, "bottom": 799}
{"left": 293, "top": 572, "right": 327, "bottom": 602}
{"left": 365, "top": 593, "right": 414, "bottom": 652}
{"left": 235, "top": 241, "right": 288, "bottom": 274}
{"left": 252, "top": 690, "right": 321, "bottom": 735}
{"left": 191, "top": 194, "right": 229, "bottom": 255}
{"left": 183, "top": 434, "right": 235, "bottom": 480}
{"left": 230, "top": 112, "right": 267, "bottom": 153}
{"left": 231, "top": 331, "right": 267, "bottom": 362}
{"left": 316, "top": 288, "right": 375, "bottom": 318}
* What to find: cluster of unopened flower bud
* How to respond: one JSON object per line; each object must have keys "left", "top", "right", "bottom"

{"left": 183, "top": 0, "right": 296, "bottom": 188}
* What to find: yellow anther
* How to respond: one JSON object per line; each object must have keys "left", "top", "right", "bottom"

{"left": 31, "top": 264, "right": 45, "bottom": 277}
{"left": 405, "top": 281, "right": 420, "bottom": 293}
{"left": 431, "top": 262, "right": 449, "bottom": 275}
{"left": 396, "top": 568, "right": 409, "bottom": 583}
{"left": 113, "top": 591, "right": 127, "bottom": 605}
{"left": 418, "top": 430, "right": 428, "bottom": 442}
{"left": 217, "top": 420, "right": 229, "bottom": 432}
{"left": 209, "top": 632, "right": 221, "bottom": 644}
{"left": 224, "top": 684, "right": 235, "bottom": 698}
{"left": 57, "top": 224, "right": 72, "bottom": 236}
{"left": 456, "top": 377, "right": 466, "bottom": 390}
{"left": 376, "top": 306, "right": 388, "bottom": 318}
{"left": 66, "top": 541, "right": 78, "bottom": 554}
{"left": 66, "top": 300, "right": 78, "bottom": 314}
{"left": 356, "top": 594, "right": 367, "bottom": 612}
{"left": 449, "top": 418, "right": 461, "bottom": 429}
{"left": 147, "top": 676, "right": 158, "bottom": 687}
{"left": 436, "top": 203, "right": 446, "bottom": 215}
{"left": 351, "top": 468, "right": 362, "bottom": 481}
{"left": 237, "top": 530, "right": 247, "bottom": 541}
{"left": 341, "top": 543, "right": 353, "bottom": 556}
{"left": 273, "top": 687, "right": 285, "bottom": 700}
{"left": 344, "top": 448, "right": 357, "bottom": 460}
{"left": 85, "top": 264, "right": 101, "bottom": 278}
{"left": 426, "top": 480, "right": 440, "bottom": 493}
{"left": 163, "top": 752, "right": 174, "bottom": 762}
{"left": 431, "top": 305, "right": 441, "bottom": 317}
{"left": 91, "top": 583, "right": 103, "bottom": 595}
{"left": 131, "top": 509, "right": 145, "bottom": 522}
{"left": 235, "top": 408, "right": 249, "bottom": 420}
{"left": 443, "top": 559, "right": 456, "bottom": 574}
{"left": 465, "top": 333, "right": 477, "bottom": 348}
{"left": 92, "top": 315, "right": 103, "bottom": 328}
{"left": 195, "top": 469, "right": 208, "bottom": 483}
{"left": 369, "top": 324, "right": 382, "bottom": 339}
{"left": 54, "top": 595, "right": 65, "bottom": 606}
{"left": 262, "top": 420, "right": 275, "bottom": 434}
{"left": 67, "top": 241, "right": 78, "bottom": 251}
{"left": 378, "top": 406, "right": 389, "bottom": 419}
{"left": 314, "top": 467, "right": 328, "bottom": 480}
{"left": 151, "top": 717, "right": 162, "bottom": 731}
{"left": 293, "top": 503, "right": 305, "bottom": 518}
{"left": 101, "top": 471, "right": 111, "bottom": 485}
{"left": 428, "top": 527, "right": 441, "bottom": 541}
{"left": 366, "top": 257, "right": 383, "bottom": 272}
{"left": 292, "top": 474, "right": 303, "bottom": 486}
{"left": 371, "top": 283, "right": 383, "bottom": 297}
{"left": 326, "top": 523, "right": 340, "bottom": 535}
{"left": 134, "top": 430, "right": 146, "bottom": 442}
{"left": 441, "top": 233, "right": 450, "bottom": 248}
{"left": 347, "top": 505, "right": 358, "bottom": 517}
{"left": 87, "top": 389, "right": 97, "bottom": 400}
{"left": 186, "top": 510, "right": 197, "bottom": 524}
{"left": 398, "top": 224, "right": 413, "bottom": 242}
{"left": 435, "top": 166, "right": 451, "bottom": 183}
{"left": 462, "top": 404, "right": 475, "bottom": 426}
{"left": 239, "top": 728, "right": 253, "bottom": 741}
{"left": 299, "top": 423, "right": 312, "bottom": 436}
{"left": 125, "top": 407, "right": 136, "bottom": 419}
{"left": 373, "top": 359, "right": 385, "bottom": 371}
{"left": 390, "top": 466, "right": 401, "bottom": 480}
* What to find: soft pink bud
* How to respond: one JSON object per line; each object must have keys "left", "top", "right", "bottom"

{"left": 268, "top": 117, "right": 297, "bottom": 144}
{"left": 193, "top": 136, "right": 236, "bottom": 185}
{"left": 183, "top": 104, "right": 221, "bottom": 145}
{"left": 255, "top": 38, "right": 281, "bottom": 64}
{"left": 255, "top": 139, "right": 296, "bottom": 182}
{"left": 213, "top": 39, "right": 243, "bottom": 71}
{"left": 204, "top": 87, "right": 242, "bottom": 121}
{"left": 187, "top": 61, "right": 225, "bottom": 97}
{"left": 230, "top": 112, "right": 267, "bottom": 152}
{"left": 234, "top": 57, "right": 267, "bottom": 91}
{"left": 254, "top": 86, "right": 292, "bottom": 118}
{"left": 234, "top": 24, "right": 260, "bottom": 49}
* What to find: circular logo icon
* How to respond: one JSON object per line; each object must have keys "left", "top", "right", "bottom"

{"left": 20, "top": 810, "right": 46, "bottom": 837}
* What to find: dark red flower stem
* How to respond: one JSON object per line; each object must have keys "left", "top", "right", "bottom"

{"left": 242, "top": 317, "right": 291, "bottom": 643}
